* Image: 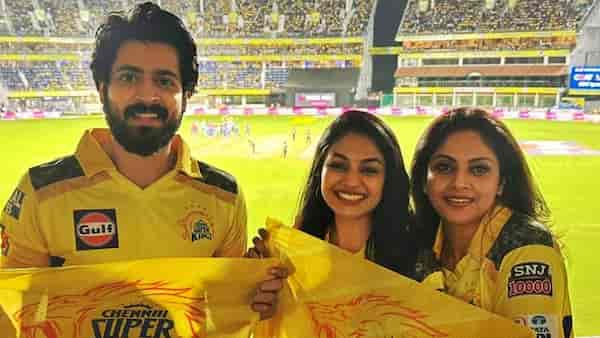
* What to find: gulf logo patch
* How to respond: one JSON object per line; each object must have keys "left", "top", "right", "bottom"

{"left": 74, "top": 209, "right": 119, "bottom": 250}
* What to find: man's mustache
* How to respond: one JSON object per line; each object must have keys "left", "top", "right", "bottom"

{"left": 124, "top": 103, "right": 169, "bottom": 120}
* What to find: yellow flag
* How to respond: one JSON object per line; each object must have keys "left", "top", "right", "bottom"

{"left": 0, "top": 221, "right": 535, "bottom": 337}
{"left": 0, "top": 258, "right": 276, "bottom": 338}
{"left": 255, "top": 218, "right": 534, "bottom": 338}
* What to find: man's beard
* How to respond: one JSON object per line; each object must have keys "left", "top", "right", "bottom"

{"left": 103, "top": 100, "right": 182, "bottom": 157}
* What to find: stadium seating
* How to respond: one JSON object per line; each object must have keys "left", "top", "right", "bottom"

{"left": 0, "top": 0, "right": 373, "bottom": 38}
{"left": 60, "top": 61, "right": 95, "bottom": 90}
{"left": 43, "top": 0, "right": 88, "bottom": 36}
{"left": 196, "top": 44, "right": 362, "bottom": 56}
{"left": 0, "top": 61, "right": 96, "bottom": 91}
{"left": 20, "top": 62, "right": 66, "bottom": 90}
{"left": 6, "top": 0, "right": 41, "bottom": 36}
{"left": 198, "top": 62, "right": 220, "bottom": 88}
{"left": 0, "top": 62, "right": 27, "bottom": 91}
{"left": 400, "top": 0, "right": 594, "bottom": 34}
{"left": 265, "top": 67, "right": 289, "bottom": 88}
{"left": 402, "top": 36, "right": 575, "bottom": 51}
{"left": 0, "top": 0, "right": 588, "bottom": 39}
{"left": 3, "top": 0, "right": 587, "bottom": 39}
{"left": 0, "top": 21, "right": 10, "bottom": 35}
{"left": 0, "top": 0, "right": 374, "bottom": 98}
{"left": 0, "top": 0, "right": 594, "bottom": 106}
{"left": 198, "top": 62, "right": 263, "bottom": 89}
{"left": 10, "top": 97, "right": 74, "bottom": 113}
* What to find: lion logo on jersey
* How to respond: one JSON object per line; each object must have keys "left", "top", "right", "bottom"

{"left": 178, "top": 207, "right": 215, "bottom": 243}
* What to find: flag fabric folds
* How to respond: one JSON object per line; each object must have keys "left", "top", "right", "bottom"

{"left": 254, "top": 218, "right": 534, "bottom": 338}
{"left": 0, "top": 258, "right": 274, "bottom": 338}
{"left": 0, "top": 219, "right": 534, "bottom": 337}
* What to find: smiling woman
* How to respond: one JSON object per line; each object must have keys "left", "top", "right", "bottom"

{"left": 285, "top": 110, "right": 417, "bottom": 277}
{"left": 319, "top": 132, "right": 386, "bottom": 242}
{"left": 410, "top": 107, "right": 574, "bottom": 338}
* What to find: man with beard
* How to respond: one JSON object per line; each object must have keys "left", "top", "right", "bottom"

{"left": 0, "top": 2, "right": 284, "bottom": 320}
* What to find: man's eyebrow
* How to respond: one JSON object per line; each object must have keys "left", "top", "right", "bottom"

{"left": 113, "top": 65, "right": 142, "bottom": 73}
{"left": 112, "top": 66, "right": 179, "bottom": 80}
{"left": 154, "top": 69, "right": 179, "bottom": 79}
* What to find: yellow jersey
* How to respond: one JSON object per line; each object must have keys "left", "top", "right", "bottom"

{"left": 0, "top": 129, "right": 247, "bottom": 268}
{"left": 415, "top": 207, "right": 573, "bottom": 338}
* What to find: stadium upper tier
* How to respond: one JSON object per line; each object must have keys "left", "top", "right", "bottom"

{"left": 399, "top": 0, "right": 594, "bottom": 35}
{"left": 0, "top": 61, "right": 94, "bottom": 91}
{"left": 0, "top": 0, "right": 373, "bottom": 38}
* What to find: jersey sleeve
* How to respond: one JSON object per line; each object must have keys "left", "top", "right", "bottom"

{"left": 0, "top": 173, "right": 50, "bottom": 268}
{"left": 214, "top": 186, "right": 247, "bottom": 257}
{"left": 492, "top": 244, "right": 573, "bottom": 338}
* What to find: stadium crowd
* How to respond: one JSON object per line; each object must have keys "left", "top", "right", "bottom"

{"left": 0, "top": 57, "right": 358, "bottom": 92}
{"left": 402, "top": 36, "right": 576, "bottom": 51}
{"left": 2, "top": 0, "right": 373, "bottom": 38}
{"left": 0, "top": 0, "right": 595, "bottom": 108}
{"left": 9, "top": 97, "right": 74, "bottom": 113}
{"left": 1, "top": 41, "right": 361, "bottom": 57}
{"left": 0, "top": 61, "right": 93, "bottom": 91}
{"left": 400, "top": 0, "right": 593, "bottom": 34}
{"left": 197, "top": 44, "right": 363, "bottom": 56}
{"left": 0, "top": 62, "right": 27, "bottom": 91}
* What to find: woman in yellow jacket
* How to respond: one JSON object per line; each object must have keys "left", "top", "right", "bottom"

{"left": 410, "top": 107, "right": 573, "bottom": 338}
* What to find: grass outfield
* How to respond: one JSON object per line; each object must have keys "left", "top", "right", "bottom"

{"left": 1, "top": 115, "right": 599, "bottom": 335}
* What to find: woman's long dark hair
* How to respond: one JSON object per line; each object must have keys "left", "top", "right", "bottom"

{"left": 410, "top": 107, "right": 550, "bottom": 248}
{"left": 296, "top": 110, "right": 417, "bottom": 277}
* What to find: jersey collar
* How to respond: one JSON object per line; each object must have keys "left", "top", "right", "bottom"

{"left": 432, "top": 205, "right": 513, "bottom": 261}
{"left": 75, "top": 128, "right": 202, "bottom": 180}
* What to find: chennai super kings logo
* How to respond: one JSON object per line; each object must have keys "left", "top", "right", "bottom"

{"left": 191, "top": 219, "right": 212, "bottom": 242}
{"left": 178, "top": 206, "right": 214, "bottom": 243}
{"left": 91, "top": 304, "right": 174, "bottom": 338}
{"left": 13, "top": 281, "right": 207, "bottom": 338}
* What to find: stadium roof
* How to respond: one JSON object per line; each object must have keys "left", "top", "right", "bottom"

{"left": 395, "top": 65, "right": 568, "bottom": 78}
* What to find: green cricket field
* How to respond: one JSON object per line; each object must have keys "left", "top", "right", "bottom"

{"left": 1, "top": 115, "right": 598, "bottom": 335}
